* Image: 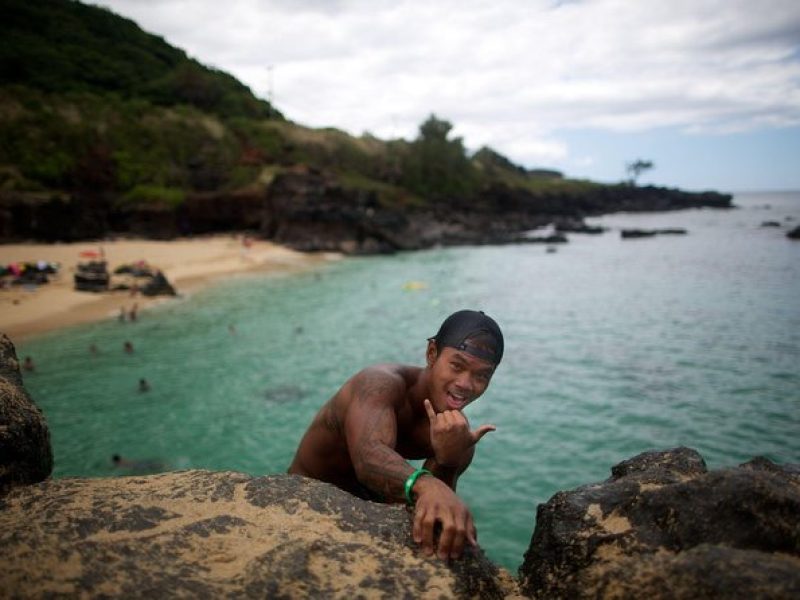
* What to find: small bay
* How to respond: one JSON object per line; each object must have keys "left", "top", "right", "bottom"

{"left": 17, "top": 191, "right": 800, "bottom": 571}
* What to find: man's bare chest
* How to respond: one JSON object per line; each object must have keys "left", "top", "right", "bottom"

{"left": 394, "top": 417, "right": 432, "bottom": 460}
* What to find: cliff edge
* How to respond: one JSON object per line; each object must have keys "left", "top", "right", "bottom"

{"left": 0, "top": 471, "right": 511, "bottom": 598}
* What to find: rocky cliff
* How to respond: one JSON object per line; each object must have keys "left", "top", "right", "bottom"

{"left": 1, "top": 166, "right": 732, "bottom": 252}
{"left": 0, "top": 471, "right": 512, "bottom": 598}
{"left": 0, "top": 333, "right": 52, "bottom": 495}
{"left": 2, "top": 333, "right": 797, "bottom": 598}
{"left": 519, "top": 447, "right": 800, "bottom": 599}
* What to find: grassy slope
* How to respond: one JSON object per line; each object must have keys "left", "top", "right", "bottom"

{"left": 0, "top": 0, "right": 593, "bottom": 213}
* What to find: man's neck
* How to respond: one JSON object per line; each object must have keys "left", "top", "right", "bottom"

{"left": 407, "top": 366, "right": 431, "bottom": 415}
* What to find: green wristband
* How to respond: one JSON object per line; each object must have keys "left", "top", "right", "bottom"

{"left": 404, "top": 468, "right": 432, "bottom": 505}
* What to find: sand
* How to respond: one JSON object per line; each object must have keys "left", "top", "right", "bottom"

{"left": 0, "top": 236, "right": 338, "bottom": 342}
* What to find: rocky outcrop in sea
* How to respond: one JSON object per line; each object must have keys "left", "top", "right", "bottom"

{"left": 0, "top": 333, "right": 52, "bottom": 495}
{"left": 2, "top": 333, "right": 797, "bottom": 598}
{"left": 519, "top": 447, "right": 800, "bottom": 599}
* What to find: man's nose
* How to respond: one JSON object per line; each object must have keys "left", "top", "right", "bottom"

{"left": 455, "top": 371, "right": 474, "bottom": 391}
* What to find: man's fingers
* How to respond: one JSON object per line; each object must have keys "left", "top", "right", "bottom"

{"left": 471, "top": 424, "right": 497, "bottom": 443}
{"left": 423, "top": 398, "right": 437, "bottom": 422}
{"left": 467, "top": 516, "right": 478, "bottom": 547}
{"left": 420, "top": 509, "right": 435, "bottom": 556}
{"left": 450, "top": 520, "right": 467, "bottom": 559}
{"left": 437, "top": 518, "right": 456, "bottom": 560}
{"left": 413, "top": 507, "right": 424, "bottom": 544}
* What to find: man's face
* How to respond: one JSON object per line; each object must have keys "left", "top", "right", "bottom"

{"left": 426, "top": 342, "right": 495, "bottom": 412}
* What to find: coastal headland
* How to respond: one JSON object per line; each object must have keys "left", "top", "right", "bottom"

{"left": 1, "top": 335, "right": 798, "bottom": 598}
{"left": 2, "top": 1, "right": 733, "bottom": 259}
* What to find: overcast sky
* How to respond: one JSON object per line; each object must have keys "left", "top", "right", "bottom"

{"left": 96, "top": 0, "right": 800, "bottom": 192}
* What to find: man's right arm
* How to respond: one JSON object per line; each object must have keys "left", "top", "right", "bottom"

{"left": 344, "top": 369, "right": 477, "bottom": 559}
{"left": 344, "top": 369, "right": 414, "bottom": 502}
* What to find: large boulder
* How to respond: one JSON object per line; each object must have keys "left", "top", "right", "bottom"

{"left": 0, "top": 470, "right": 513, "bottom": 598}
{"left": 519, "top": 447, "right": 800, "bottom": 599}
{"left": 0, "top": 333, "right": 53, "bottom": 495}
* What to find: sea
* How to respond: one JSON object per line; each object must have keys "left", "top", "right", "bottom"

{"left": 14, "top": 191, "right": 800, "bottom": 572}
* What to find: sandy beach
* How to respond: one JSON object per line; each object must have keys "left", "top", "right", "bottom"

{"left": 0, "top": 236, "right": 337, "bottom": 342}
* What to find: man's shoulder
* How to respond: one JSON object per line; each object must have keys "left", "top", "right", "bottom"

{"left": 349, "top": 363, "right": 420, "bottom": 403}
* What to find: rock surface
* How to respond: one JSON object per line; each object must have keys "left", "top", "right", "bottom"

{"left": 0, "top": 470, "right": 513, "bottom": 599}
{"left": 519, "top": 447, "right": 800, "bottom": 599}
{"left": 2, "top": 167, "right": 732, "bottom": 252}
{"left": 0, "top": 333, "right": 53, "bottom": 495}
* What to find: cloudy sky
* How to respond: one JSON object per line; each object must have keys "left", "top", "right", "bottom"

{"left": 97, "top": 0, "right": 800, "bottom": 191}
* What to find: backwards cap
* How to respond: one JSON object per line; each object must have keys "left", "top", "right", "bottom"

{"left": 429, "top": 310, "right": 504, "bottom": 366}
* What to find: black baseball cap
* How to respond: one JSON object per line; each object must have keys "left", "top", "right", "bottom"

{"left": 429, "top": 310, "right": 504, "bottom": 367}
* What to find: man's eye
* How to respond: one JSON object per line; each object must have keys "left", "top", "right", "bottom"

{"left": 450, "top": 362, "right": 462, "bottom": 371}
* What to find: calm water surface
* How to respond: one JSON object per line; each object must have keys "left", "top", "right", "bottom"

{"left": 17, "top": 191, "right": 800, "bottom": 571}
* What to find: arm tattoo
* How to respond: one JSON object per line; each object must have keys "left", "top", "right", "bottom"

{"left": 350, "top": 372, "right": 413, "bottom": 501}
{"left": 322, "top": 404, "right": 341, "bottom": 434}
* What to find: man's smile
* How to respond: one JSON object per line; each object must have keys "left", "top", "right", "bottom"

{"left": 445, "top": 390, "right": 469, "bottom": 410}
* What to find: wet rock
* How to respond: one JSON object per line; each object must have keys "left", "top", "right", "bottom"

{"left": 140, "top": 270, "right": 177, "bottom": 296}
{"left": 554, "top": 218, "right": 605, "bottom": 234}
{"left": 518, "top": 447, "right": 800, "bottom": 599}
{"left": 621, "top": 228, "right": 687, "bottom": 239}
{"left": 0, "top": 471, "right": 511, "bottom": 599}
{"left": 0, "top": 333, "right": 53, "bottom": 495}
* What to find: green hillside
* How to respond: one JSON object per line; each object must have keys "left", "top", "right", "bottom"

{"left": 1, "top": 0, "right": 727, "bottom": 247}
{"left": 1, "top": 0, "right": 279, "bottom": 119}
{"left": 0, "top": 0, "right": 575, "bottom": 207}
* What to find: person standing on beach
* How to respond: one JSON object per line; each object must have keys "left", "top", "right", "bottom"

{"left": 288, "top": 309, "right": 503, "bottom": 561}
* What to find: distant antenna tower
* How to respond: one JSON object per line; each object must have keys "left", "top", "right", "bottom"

{"left": 267, "top": 64, "right": 274, "bottom": 111}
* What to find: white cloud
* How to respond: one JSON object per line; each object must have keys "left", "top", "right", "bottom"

{"left": 96, "top": 0, "right": 800, "bottom": 172}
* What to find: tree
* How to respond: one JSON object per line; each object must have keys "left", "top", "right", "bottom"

{"left": 626, "top": 159, "right": 654, "bottom": 185}
{"left": 400, "top": 114, "right": 478, "bottom": 200}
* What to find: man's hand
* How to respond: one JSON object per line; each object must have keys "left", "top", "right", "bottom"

{"left": 424, "top": 398, "right": 495, "bottom": 468}
{"left": 412, "top": 474, "right": 477, "bottom": 559}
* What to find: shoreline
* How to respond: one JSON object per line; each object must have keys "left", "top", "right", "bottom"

{"left": 0, "top": 236, "right": 340, "bottom": 343}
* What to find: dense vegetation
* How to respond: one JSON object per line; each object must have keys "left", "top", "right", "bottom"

{"left": 7, "top": 0, "right": 724, "bottom": 249}
{"left": 1, "top": 0, "right": 279, "bottom": 120}
{"left": 0, "top": 0, "right": 586, "bottom": 211}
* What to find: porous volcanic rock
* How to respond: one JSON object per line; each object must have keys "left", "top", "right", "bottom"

{"left": 0, "top": 333, "right": 53, "bottom": 495}
{"left": 0, "top": 471, "right": 513, "bottom": 598}
{"left": 519, "top": 447, "right": 800, "bottom": 599}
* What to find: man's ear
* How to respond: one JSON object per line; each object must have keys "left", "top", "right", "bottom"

{"left": 426, "top": 340, "right": 438, "bottom": 368}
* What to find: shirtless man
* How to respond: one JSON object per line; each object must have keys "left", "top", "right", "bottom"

{"left": 288, "top": 309, "right": 504, "bottom": 560}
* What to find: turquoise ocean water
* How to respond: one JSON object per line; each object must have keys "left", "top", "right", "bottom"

{"left": 14, "top": 191, "right": 800, "bottom": 571}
